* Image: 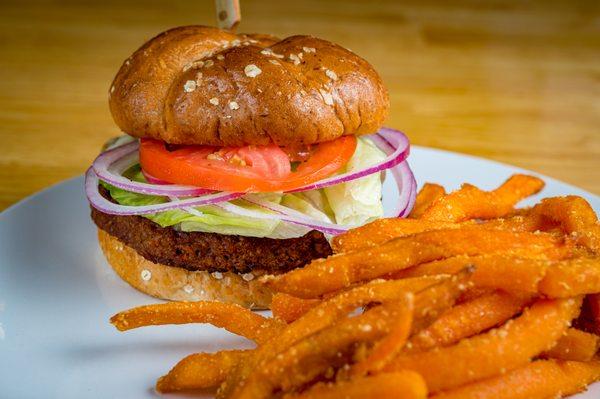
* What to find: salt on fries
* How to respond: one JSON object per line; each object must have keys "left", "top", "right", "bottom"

{"left": 111, "top": 174, "right": 600, "bottom": 399}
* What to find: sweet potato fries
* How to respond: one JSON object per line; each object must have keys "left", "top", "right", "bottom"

{"left": 111, "top": 174, "right": 600, "bottom": 398}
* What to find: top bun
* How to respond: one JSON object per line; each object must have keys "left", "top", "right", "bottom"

{"left": 109, "top": 26, "right": 389, "bottom": 146}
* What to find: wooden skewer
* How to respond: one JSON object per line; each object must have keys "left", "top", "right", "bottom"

{"left": 215, "top": 0, "right": 241, "bottom": 31}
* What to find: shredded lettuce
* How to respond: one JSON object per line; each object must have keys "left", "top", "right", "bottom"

{"left": 281, "top": 194, "right": 333, "bottom": 224}
{"left": 101, "top": 181, "right": 284, "bottom": 237}
{"left": 292, "top": 190, "right": 335, "bottom": 221}
{"left": 324, "top": 138, "right": 386, "bottom": 226}
{"left": 99, "top": 137, "right": 386, "bottom": 238}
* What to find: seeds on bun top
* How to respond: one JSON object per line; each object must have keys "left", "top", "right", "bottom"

{"left": 109, "top": 25, "right": 389, "bottom": 146}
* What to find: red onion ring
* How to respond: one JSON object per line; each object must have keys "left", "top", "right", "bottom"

{"left": 241, "top": 195, "right": 350, "bottom": 235}
{"left": 393, "top": 161, "right": 416, "bottom": 217}
{"left": 379, "top": 128, "right": 417, "bottom": 216}
{"left": 288, "top": 128, "right": 410, "bottom": 193}
{"left": 400, "top": 168, "right": 417, "bottom": 217}
{"left": 143, "top": 170, "right": 177, "bottom": 186}
{"left": 85, "top": 168, "right": 243, "bottom": 215}
{"left": 368, "top": 133, "right": 416, "bottom": 217}
{"left": 92, "top": 141, "right": 211, "bottom": 196}
{"left": 216, "top": 200, "right": 349, "bottom": 235}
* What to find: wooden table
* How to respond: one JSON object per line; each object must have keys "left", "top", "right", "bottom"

{"left": 1, "top": 0, "right": 599, "bottom": 210}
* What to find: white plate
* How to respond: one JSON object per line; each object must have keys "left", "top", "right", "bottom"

{"left": 1, "top": 146, "right": 599, "bottom": 399}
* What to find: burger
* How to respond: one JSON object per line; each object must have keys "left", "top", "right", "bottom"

{"left": 86, "top": 26, "right": 414, "bottom": 308}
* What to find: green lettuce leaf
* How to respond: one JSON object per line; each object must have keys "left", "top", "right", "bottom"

{"left": 101, "top": 181, "right": 283, "bottom": 237}
{"left": 324, "top": 138, "right": 386, "bottom": 226}
{"left": 281, "top": 193, "right": 333, "bottom": 224}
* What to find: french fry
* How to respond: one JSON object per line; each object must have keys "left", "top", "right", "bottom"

{"left": 430, "top": 359, "right": 600, "bottom": 399}
{"left": 479, "top": 213, "right": 544, "bottom": 232}
{"left": 272, "top": 276, "right": 445, "bottom": 323}
{"left": 350, "top": 294, "right": 414, "bottom": 377}
{"left": 333, "top": 212, "right": 549, "bottom": 254}
{"left": 110, "top": 301, "right": 283, "bottom": 344}
{"left": 542, "top": 328, "right": 600, "bottom": 362}
{"left": 530, "top": 196, "right": 600, "bottom": 253}
{"left": 219, "top": 276, "right": 445, "bottom": 398}
{"left": 395, "top": 254, "right": 554, "bottom": 294}
{"left": 457, "top": 287, "right": 497, "bottom": 303}
{"left": 156, "top": 350, "right": 248, "bottom": 392}
{"left": 265, "top": 228, "right": 569, "bottom": 298}
{"left": 539, "top": 257, "right": 600, "bottom": 297}
{"left": 410, "top": 268, "right": 474, "bottom": 332}
{"left": 286, "top": 371, "right": 427, "bottom": 399}
{"left": 420, "top": 174, "right": 544, "bottom": 222}
{"left": 271, "top": 293, "right": 320, "bottom": 323}
{"left": 398, "top": 255, "right": 600, "bottom": 298}
{"left": 407, "top": 291, "right": 531, "bottom": 352}
{"left": 385, "top": 297, "right": 582, "bottom": 393}
{"left": 235, "top": 294, "right": 415, "bottom": 398}
{"left": 409, "top": 183, "right": 446, "bottom": 218}
{"left": 331, "top": 218, "right": 469, "bottom": 253}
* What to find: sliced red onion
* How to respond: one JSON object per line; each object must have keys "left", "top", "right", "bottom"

{"left": 241, "top": 195, "right": 350, "bottom": 235}
{"left": 379, "top": 129, "right": 417, "bottom": 216}
{"left": 393, "top": 162, "right": 416, "bottom": 217}
{"left": 167, "top": 195, "right": 206, "bottom": 217}
{"left": 143, "top": 170, "right": 171, "bottom": 185}
{"left": 148, "top": 174, "right": 216, "bottom": 217}
{"left": 86, "top": 127, "right": 417, "bottom": 233}
{"left": 368, "top": 134, "right": 416, "bottom": 217}
{"left": 212, "top": 201, "right": 344, "bottom": 235}
{"left": 85, "top": 168, "right": 242, "bottom": 215}
{"left": 398, "top": 164, "right": 417, "bottom": 217}
{"left": 288, "top": 128, "right": 410, "bottom": 193}
{"left": 92, "top": 140, "right": 212, "bottom": 197}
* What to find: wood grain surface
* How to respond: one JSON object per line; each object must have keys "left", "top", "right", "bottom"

{"left": 0, "top": 0, "right": 599, "bottom": 211}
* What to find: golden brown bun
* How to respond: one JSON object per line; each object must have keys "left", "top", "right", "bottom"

{"left": 97, "top": 229, "right": 272, "bottom": 309}
{"left": 109, "top": 25, "right": 389, "bottom": 146}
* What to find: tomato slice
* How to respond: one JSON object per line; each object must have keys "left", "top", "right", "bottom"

{"left": 139, "top": 136, "right": 357, "bottom": 193}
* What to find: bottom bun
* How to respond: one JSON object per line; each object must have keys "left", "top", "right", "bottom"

{"left": 97, "top": 229, "right": 273, "bottom": 309}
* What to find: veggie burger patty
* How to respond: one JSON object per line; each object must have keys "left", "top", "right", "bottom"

{"left": 91, "top": 188, "right": 332, "bottom": 274}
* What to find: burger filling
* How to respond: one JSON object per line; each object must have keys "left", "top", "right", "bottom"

{"left": 98, "top": 135, "right": 387, "bottom": 239}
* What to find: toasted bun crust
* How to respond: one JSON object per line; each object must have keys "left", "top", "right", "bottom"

{"left": 97, "top": 229, "right": 272, "bottom": 309}
{"left": 109, "top": 25, "right": 389, "bottom": 146}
